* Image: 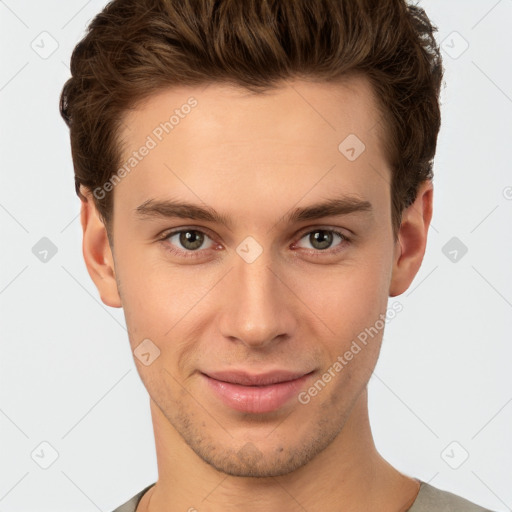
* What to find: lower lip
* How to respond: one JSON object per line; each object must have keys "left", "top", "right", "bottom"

{"left": 203, "top": 372, "right": 314, "bottom": 414}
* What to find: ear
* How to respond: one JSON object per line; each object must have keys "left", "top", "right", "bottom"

{"left": 80, "top": 187, "right": 122, "bottom": 308}
{"left": 389, "top": 180, "right": 433, "bottom": 297}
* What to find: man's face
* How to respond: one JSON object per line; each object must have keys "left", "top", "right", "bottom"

{"left": 110, "top": 76, "right": 397, "bottom": 477}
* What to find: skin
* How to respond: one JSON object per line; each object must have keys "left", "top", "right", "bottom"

{"left": 80, "top": 75, "right": 433, "bottom": 511}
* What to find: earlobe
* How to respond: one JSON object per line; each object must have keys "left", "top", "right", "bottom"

{"left": 80, "top": 188, "right": 122, "bottom": 308}
{"left": 389, "top": 180, "right": 434, "bottom": 297}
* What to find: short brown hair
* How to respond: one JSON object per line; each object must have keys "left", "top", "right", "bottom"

{"left": 60, "top": 0, "right": 443, "bottom": 240}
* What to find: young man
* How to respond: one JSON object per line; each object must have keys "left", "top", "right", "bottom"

{"left": 60, "top": 1, "right": 495, "bottom": 511}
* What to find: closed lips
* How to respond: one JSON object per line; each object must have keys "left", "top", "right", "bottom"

{"left": 203, "top": 370, "right": 313, "bottom": 386}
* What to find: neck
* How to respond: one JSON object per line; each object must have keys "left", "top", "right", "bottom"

{"left": 140, "top": 388, "right": 419, "bottom": 512}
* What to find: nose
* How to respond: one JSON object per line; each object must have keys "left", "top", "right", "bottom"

{"left": 218, "top": 245, "right": 297, "bottom": 349}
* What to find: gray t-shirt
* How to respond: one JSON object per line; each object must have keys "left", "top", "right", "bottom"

{"left": 112, "top": 481, "right": 494, "bottom": 512}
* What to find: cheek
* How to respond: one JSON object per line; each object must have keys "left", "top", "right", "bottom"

{"left": 302, "top": 255, "right": 391, "bottom": 336}
{"left": 116, "top": 255, "right": 217, "bottom": 369}
{"left": 298, "top": 253, "right": 393, "bottom": 397}
{"left": 300, "top": 263, "right": 390, "bottom": 408}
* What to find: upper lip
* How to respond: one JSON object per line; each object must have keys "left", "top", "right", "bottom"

{"left": 203, "top": 370, "right": 312, "bottom": 386}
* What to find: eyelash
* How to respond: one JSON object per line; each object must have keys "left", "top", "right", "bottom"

{"left": 157, "top": 227, "right": 351, "bottom": 260}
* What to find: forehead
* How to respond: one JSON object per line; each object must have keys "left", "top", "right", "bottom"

{"left": 114, "top": 75, "right": 390, "bottom": 224}
{"left": 121, "top": 74, "right": 386, "bottom": 152}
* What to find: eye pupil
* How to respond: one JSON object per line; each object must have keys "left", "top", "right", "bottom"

{"left": 180, "top": 230, "right": 204, "bottom": 250}
{"left": 310, "top": 230, "right": 333, "bottom": 250}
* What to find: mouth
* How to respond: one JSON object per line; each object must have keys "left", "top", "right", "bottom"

{"left": 201, "top": 369, "right": 315, "bottom": 414}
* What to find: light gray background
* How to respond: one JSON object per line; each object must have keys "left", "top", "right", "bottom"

{"left": 1, "top": 1, "right": 511, "bottom": 511}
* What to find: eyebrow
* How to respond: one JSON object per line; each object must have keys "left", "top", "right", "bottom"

{"left": 134, "top": 195, "right": 373, "bottom": 229}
